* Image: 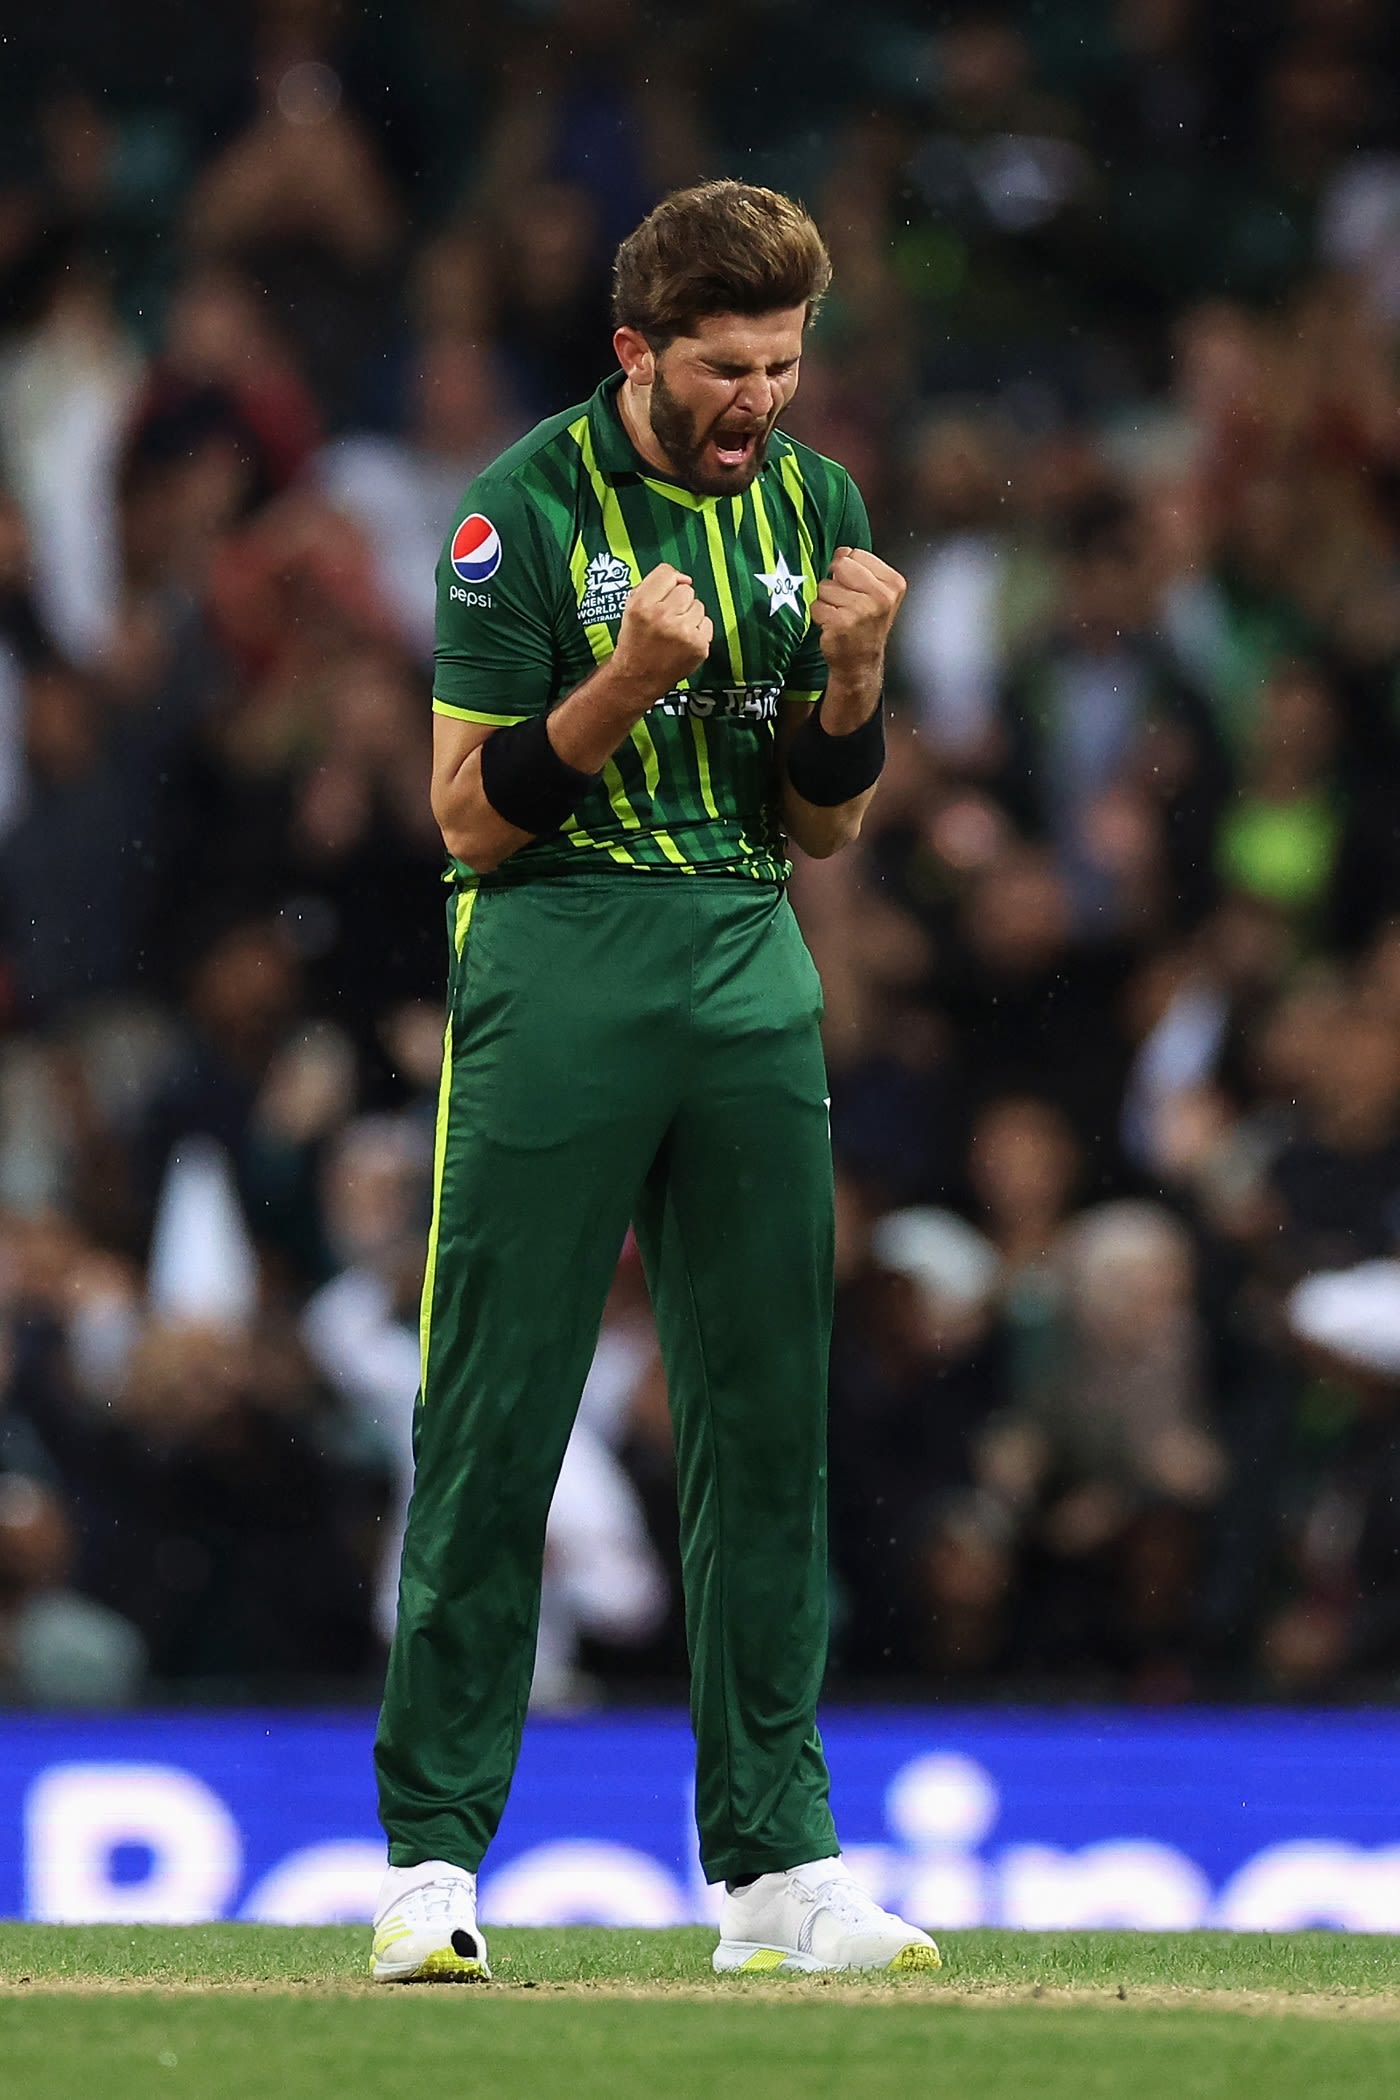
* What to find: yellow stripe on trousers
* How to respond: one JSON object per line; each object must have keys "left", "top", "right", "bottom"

{"left": 418, "top": 887, "right": 478, "bottom": 1401}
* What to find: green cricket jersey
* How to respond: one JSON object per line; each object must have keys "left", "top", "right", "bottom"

{"left": 433, "top": 371, "right": 871, "bottom": 885}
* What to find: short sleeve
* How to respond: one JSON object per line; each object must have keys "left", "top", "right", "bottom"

{"left": 433, "top": 478, "right": 562, "bottom": 725}
{"left": 782, "top": 469, "right": 875, "bottom": 705}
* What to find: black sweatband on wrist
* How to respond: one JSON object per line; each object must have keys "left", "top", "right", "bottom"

{"left": 479, "top": 713, "right": 601, "bottom": 836}
{"left": 785, "top": 697, "right": 885, "bottom": 806}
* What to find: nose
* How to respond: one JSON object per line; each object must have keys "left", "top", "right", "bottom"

{"left": 732, "top": 374, "right": 778, "bottom": 420}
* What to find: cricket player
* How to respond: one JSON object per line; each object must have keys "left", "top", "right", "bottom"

{"left": 371, "top": 181, "right": 938, "bottom": 1980}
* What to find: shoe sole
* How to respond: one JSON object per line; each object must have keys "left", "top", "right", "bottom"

{"left": 713, "top": 1939, "right": 942, "bottom": 1977}
{"left": 370, "top": 1948, "right": 492, "bottom": 1984}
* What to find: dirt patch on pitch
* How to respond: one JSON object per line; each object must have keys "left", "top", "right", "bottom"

{"left": 926, "top": 1984, "right": 1400, "bottom": 2020}
{"left": 509, "top": 1982, "right": 1400, "bottom": 2017}
{"left": 0, "top": 1978, "right": 373, "bottom": 1996}
{"left": 2, "top": 1977, "right": 1400, "bottom": 2017}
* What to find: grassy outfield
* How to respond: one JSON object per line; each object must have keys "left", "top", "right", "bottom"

{"left": 2, "top": 1926, "right": 1399, "bottom": 2100}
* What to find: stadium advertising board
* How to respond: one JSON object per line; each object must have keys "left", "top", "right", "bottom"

{"left": 4, "top": 1710, "right": 1400, "bottom": 1931}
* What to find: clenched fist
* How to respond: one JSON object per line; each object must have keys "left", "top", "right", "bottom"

{"left": 810, "top": 547, "right": 906, "bottom": 677}
{"left": 612, "top": 563, "right": 714, "bottom": 699}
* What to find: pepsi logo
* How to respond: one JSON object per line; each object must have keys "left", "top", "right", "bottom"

{"left": 450, "top": 513, "right": 502, "bottom": 583}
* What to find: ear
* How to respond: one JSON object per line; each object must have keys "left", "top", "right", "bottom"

{"left": 613, "top": 326, "right": 655, "bottom": 386}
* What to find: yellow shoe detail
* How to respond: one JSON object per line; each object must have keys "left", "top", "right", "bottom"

{"left": 414, "top": 1948, "right": 488, "bottom": 1982}
{"left": 738, "top": 1948, "right": 789, "bottom": 1974}
{"left": 888, "top": 1942, "right": 942, "bottom": 1974}
{"left": 372, "top": 1925, "right": 414, "bottom": 1956}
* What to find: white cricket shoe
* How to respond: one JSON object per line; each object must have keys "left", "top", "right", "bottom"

{"left": 370, "top": 1860, "right": 491, "bottom": 1982}
{"left": 713, "top": 1856, "right": 941, "bottom": 1976}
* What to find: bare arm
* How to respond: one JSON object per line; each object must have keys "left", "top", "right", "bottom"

{"left": 431, "top": 564, "right": 713, "bottom": 873}
{"left": 780, "top": 547, "right": 906, "bottom": 861}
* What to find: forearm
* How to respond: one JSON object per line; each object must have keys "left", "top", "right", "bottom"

{"left": 781, "top": 661, "right": 882, "bottom": 860}
{"left": 783, "top": 779, "right": 877, "bottom": 859}
{"left": 433, "top": 659, "right": 656, "bottom": 872}
{"left": 539, "top": 656, "right": 658, "bottom": 770}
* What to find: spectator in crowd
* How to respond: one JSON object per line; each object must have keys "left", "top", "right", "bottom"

{"left": 0, "top": 1471, "right": 146, "bottom": 1707}
{"left": 490, "top": 182, "right": 617, "bottom": 420}
{"left": 1215, "top": 658, "right": 1348, "bottom": 937}
{"left": 54, "top": 1315, "right": 384, "bottom": 1684}
{"left": 895, "top": 412, "right": 1043, "bottom": 767}
{"left": 0, "top": 1195, "right": 379, "bottom": 1691}
{"left": 318, "top": 336, "right": 522, "bottom": 662}
{"left": 978, "top": 1201, "right": 1228, "bottom": 1694}
{"left": 0, "top": 246, "right": 141, "bottom": 669}
{"left": 829, "top": 1197, "right": 1009, "bottom": 1678}
{"left": 1267, "top": 993, "right": 1400, "bottom": 1282}
{"left": 185, "top": 0, "right": 405, "bottom": 422}
{"left": 0, "top": 1258, "right": 143, "bottom": 1705}
{"left": 300, "top": 1113, "right": 439, "bottom": 1645}
{"left": 995, "top": 484, "right": 1228, "bottom": 933}
{"left": 133, "top": 917, "right": 351, "bottom": 1280}
{"left": 1273, "top": 1250, "right": 1400, "bottom": 1691}
{"left": 470, "top": 0, "right": 704, "bottom": 257}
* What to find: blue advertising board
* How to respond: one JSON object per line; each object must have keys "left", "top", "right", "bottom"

{"left": 4, "top": 1709, "right": 1400, "bottom": 1930}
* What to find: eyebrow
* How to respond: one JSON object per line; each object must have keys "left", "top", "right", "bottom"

{"left": 703, "top": 356, "right": 800, "bottom": 377}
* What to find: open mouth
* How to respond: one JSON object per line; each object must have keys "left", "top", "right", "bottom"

{"left": 712, "top": 428, "right": 759, "bottom": 470}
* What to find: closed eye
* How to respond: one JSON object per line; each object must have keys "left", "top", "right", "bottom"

{"left": 704, "top": 360, "right": 799, "bottom": 380}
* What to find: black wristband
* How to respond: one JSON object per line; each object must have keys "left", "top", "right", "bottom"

{"left": 785, "top": 697, "right": 885, "bottom": 806}
{"left": 479, "top": 713, "right": 601, "bottom": 836}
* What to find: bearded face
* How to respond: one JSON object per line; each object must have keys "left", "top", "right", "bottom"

{"left": 625, "top": 308, "right": 806, "bottom": 496}
{"left": 647, "top": 360, "right": 783, "bottom": 496}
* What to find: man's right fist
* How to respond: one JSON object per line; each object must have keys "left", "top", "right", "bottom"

{"left": 612, "top": 563, "right": 714, "bottom": 697}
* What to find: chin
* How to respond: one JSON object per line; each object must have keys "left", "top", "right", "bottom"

{"left": 689, "top": 463, "right": 761, "bottom": 497}
{"left": 686, "top": 442, "right": 768, "bottom": 498}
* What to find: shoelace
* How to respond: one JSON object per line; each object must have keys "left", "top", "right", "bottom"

{"left": 395, "top": 1878, "right": 476, "bottom": 1926}
{"left": 800, "top": 1875, "right": 893, "bottom": 1933}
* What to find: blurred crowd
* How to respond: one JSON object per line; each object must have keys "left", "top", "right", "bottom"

{"left": 3, "top": 0, "right": 1400, "bottom": 1704}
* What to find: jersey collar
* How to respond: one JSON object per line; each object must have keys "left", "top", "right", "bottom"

{"left": 588, "top": 373, "right": 648, "bottom": 482}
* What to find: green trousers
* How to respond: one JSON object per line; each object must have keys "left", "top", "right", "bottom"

{"left": 374, "top": 875, "right": 839, "bottom": 1885}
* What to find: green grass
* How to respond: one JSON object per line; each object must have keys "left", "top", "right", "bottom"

{"left": 3, "top": 1923, "right": 1400, "bottom": 1994}
{"left": 2, "top": 1927, "right": 1399, "bottom": 2100}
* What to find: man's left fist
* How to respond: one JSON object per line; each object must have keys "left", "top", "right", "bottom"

{"left": 810, "top": 546, "right": 907, "bottom": 675}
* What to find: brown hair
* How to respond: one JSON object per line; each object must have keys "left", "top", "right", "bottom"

{"left": 612, "top": 180, "right": 832, "bottom": 347}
